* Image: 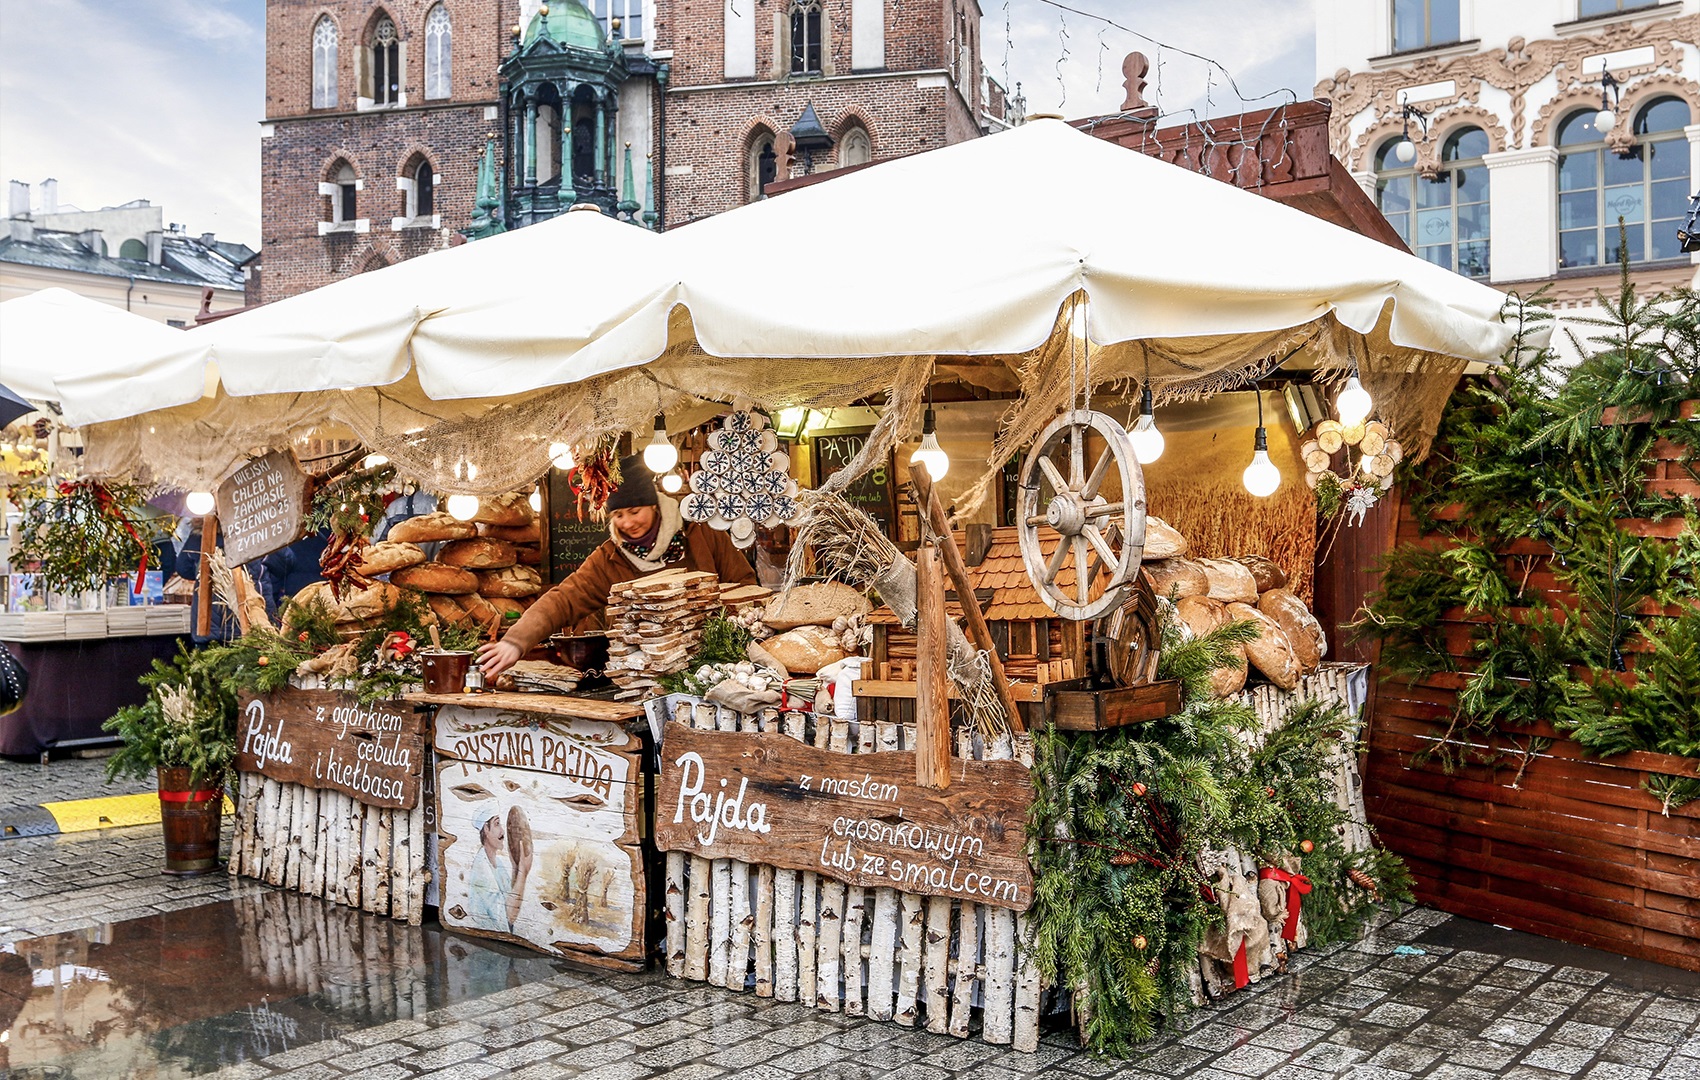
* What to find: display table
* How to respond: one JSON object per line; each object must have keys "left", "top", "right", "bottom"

{"left": 0, "top": 634, "right": 188, "bottom": 758}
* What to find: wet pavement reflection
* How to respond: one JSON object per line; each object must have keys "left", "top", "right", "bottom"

{"left": 2, "top": 889, "right": 571, "bottom": 1078}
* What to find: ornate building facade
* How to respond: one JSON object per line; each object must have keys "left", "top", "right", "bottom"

{"left": 1314, "top": 1, "right": 1700, "bottom": 307}
{"left": 258, "top": 0, "right": 1004, "bottom": 302}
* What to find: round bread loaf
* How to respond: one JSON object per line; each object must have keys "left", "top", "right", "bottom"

{"left": 763, "top": 581, "right": 872, "bottom": 630}
{"left": 439, "top": 537, "right": 518, "bottom": 570}
{"left": 1224, "top": 601, "right": 1300, "bottom": 690}
{"left": 1175, "top": 595, "right": 1229, "bottom": 640}
{"left": 514, "top": 544, "right": 542, "bottom": 566}
{"left": 480, "top": 522, "right": 542, "bottom": 544}
{"left": 1146, "top": 557, "right": 1209, "bottom": 600}
{"left": 390, "top": 562, "right": 480, "bottom": 595}
{"left": 472, "top": 492, "right": 535, "bottom": 528}
{"left": 485, "top": 596, "right": 526, "bottom": 618}
{"left": 457, "top": 593, "right": 503, "bottom": 627}
{"left": 356, "top": 541, "right": 426, "bottom": 577}
{"left": 763, "top": 625, "right": 850, "bottom": 674}
{"left": 1144, "top": 516, "right": 1188, "bottom": 559}
{"left": 426, "top": 594, "right": 473, "bottom": 627}
{"left": 1208, "top": 645, "right": 1249, "bottom": 698}
{"left": 339, "top": 581, "right": 405, "bottom": 624}
{"left": 477, "top": 565, "right": 544, "bottom": 598}
{"left": 283, "top": 581, "right": 342, "bottom": 632}
{"left": 388, "top": 512, "right": 477, "bottom": 544}
{"left": 1231, "top": 555, "right": 1288, "bottom": 592}
{"left": 1197, "top": 557, "right": 1259, "bottom": 605}
{"left": 1258, "top": 588, "right": 1325, "bottom": 671}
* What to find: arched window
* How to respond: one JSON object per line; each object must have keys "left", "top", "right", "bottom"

{"left": 790, "top": 3, "right": 822, "bottom": 75}
{"left": 119, "top": 238, "right": 147, "bottom": 260}
{"left": 1558, "top": 96, "right": 1692, "bottom": 267}
{"left": 369, "top": 15, "right": 400, "bottom": 106}
{"left": 424, "top": 5, "right": 451, "bottom": 100}
{"left": 839, "top": 126, "right": 871, "bottom": 168}
{"left": 312, "top": 17, "right": 338, "bottom": 108}
{"left": 748, "top": 132, "right": 777, "bottom": 201}
{"left": 332, "top": 161, "right": 358, "bottom": 224}
{"left": 1375, "top": 127, "right": 1490, "bottom": 278}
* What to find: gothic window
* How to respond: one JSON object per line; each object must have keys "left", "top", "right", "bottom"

{"left": 588, "top": 0, "right": 642, "bottom": 41}
{"left": 1391, "top": 0, "right": 1459, "bottom": 52}
{"left": 335, "top": 162, "right": 358, "bottom": 223}
{"left": 312, "top": 17, "right": 338, "bottom": 108}
{"left": 747, "top": 132, "right": 777, "bottom": 201}
{"left": 839, "top": 126, "right": 871, "bottom": 168}
{"left": 369, "top": 15, "right": 400, "bottom": 106}
{"left": 1375, "top": 127, "right": 1490, "bottom": 278}
{"left": 409, "top": 159, "right": 435, "bottom": 218}
{"left": 1558, "top": 96, "right": 1693, "bottom": 267}
{"left": 424, "top": 4, "right": 451, "bottom": 100}
{"left": 1578, "top": 0, "right": 1657, "bottom": 15}
{"left": 790, "top": 3, "right": 822, "bottom": 75}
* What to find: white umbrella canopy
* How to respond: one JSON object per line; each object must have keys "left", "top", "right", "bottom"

{"left": 0, "top": 288, "right": 195, "bottom": 403}
{"left": 54, "top": 206, "right": 677, "bottom": 427}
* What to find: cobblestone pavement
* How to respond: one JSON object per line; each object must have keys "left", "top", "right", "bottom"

{"left": 5, "top": 756, "right": 1699, "bottom": 1079}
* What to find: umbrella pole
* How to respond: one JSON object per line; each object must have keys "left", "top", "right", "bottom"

{"left": 196, "top": 512, "right": 217, "bottom": 639}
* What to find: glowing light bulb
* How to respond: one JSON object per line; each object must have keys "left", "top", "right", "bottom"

{"left": 1595, "top": 107, "right": 1616, "bottom": 134}
{"left": 1069, "top": 298, "right": 1091, "bottom": 341}
{"left": 643, "top": 414, "right": 678, "bottom": 474}
{"left": 1129, "top": 387, "right": 1164, "bottom": 464}
{"left": 908, "top": 407, "right": 949, "bottom": 480}
{"left": 185, "top": 490, "right": 216, "bottom": 516}
{"left": 446, "top": 494, "right": 480, "bottom": 521}
{"left": 1243, "top": 428, "right": 1280, "bottom": 497}
{"left": 360, "top": 453, "right": 389, "bottom": 469}
{"left": 549, "top": 441, "right": 575, "bottom": 470}
{"left": 661, "top": 472, "right": 684, "bottom": 494}
{"left": 1336, "top": 376, "right": 1373, "bottom": 428}
{"left": 528, "top": 489, "right": 542, "bottom": 513}
{"left": 1393, "top": 138, "right": 1416, "bottom": 163}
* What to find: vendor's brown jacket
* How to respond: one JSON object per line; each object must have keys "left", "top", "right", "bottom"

{"left": 501, "top": 523, "right": 757, "bottom": 654}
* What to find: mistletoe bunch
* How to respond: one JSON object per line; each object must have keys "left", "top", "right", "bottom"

{"left": 12, "top": 479, "right": 171, "bottom": 594}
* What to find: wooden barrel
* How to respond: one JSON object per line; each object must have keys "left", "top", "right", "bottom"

{"left": 158, "top": 766, "right": 224, "bottom": 875}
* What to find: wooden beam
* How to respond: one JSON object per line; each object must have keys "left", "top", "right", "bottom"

{"left": 910, "top": 468, "right": 1026, "bottom": 734}
{"left": 196, "top": 512, "right": 217, "bottom": 639}
{"left": 914, "top": 541, "right": 951, "bottom": 790}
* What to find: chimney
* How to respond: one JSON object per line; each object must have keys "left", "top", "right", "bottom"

{"left": 80, "top": 228, "right": 104, "bottom": 255}
{"left": 8, "top": 218, "right": 35, "bottom": 242}
{"left": 146, "top": 229, "right": 163, "bottom": 264}
{"left": 7, "top": 180, "right": 28, "bottom": 218}
{"left": 40, "top": 178, "right": 57, "bottom": 215}
{"left": 201, "top": 231, "right": 216, "bottom": 247}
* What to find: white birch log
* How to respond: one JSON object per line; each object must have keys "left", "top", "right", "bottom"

{"left": 264, "top": 778, "right": 288, "bottom": 887}
{"left": 728, "top": 709, "right": 763, "bottom": 992}
{"left": 755, "top": 863, "right": 776, "bottom": 997}
{"left": 1012, "top": 736, "right": 1041, "bottom": 1053}
{"left": 841, "top": 884, "right": 866, "bottom": 1016}
{"left": 385, "top": 801, "right": 404, "bottom": 921}
{"left": 981, "top": 734, "right": 1016, "bottom": 1045}
{"left": 798, "top": 869, "right": 819, "bottom": 1007}
{"left": 948, "top": 902, "right": 981, "bottom": 1038}
{"left": 816, "top": 878, "right": 844, "bottom": 1011}
{"left": 406, "top": 798, "right": 426, "bottom": 926}
{"left": 300, "top": 787, "right": 321, "bottom": 898}
{"left": 923, "top": 897, "right": 951, "bottom": 1033}
{"left": 312, "top": 787, "right": 331, "bottom": 902}
{"left": 866, "top": 718, "right": 902, "bottom": 1022}
{"left": 231, "top": 771, "right": 255, "bottom": 877}
{"left": 362, "top": 803, "right": 383, "bottom": 915}
{"left": 772, "top": 708, "right": 806, "bottom": 1001}
{"left": 665, "top": 850, "right": 688, "bottom": 978}
{"left": 249, "top": 776, "right": 270, "bottom": 883}
{"left": 373, "top": 805, "right": 393, "bottom": 916}
{"left": 894, "top": 891, "right": 925, "bottom": 1026}
{"left": 684, "top": 702, "right": 715, "bottom": 982}
{"left": 285, "top": 783, "right": 305, "bottom": 891}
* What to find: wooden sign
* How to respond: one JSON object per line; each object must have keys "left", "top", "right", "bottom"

{"left": 433, "top": 704, "right": 646, "bottom": 968}
{"left": 545, "top": 465, "right": 611, "bottom": 586}
{"left": 655, "top": 724, "right": 1035, "bottom": 910}
{"left": 218, "top": 450, "right": 309, "bottom": 565}
{"left": 236, "top": 688, "right": 427, "bottom": 809}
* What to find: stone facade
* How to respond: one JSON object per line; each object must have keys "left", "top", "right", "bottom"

{"left": 1314, "top": 0, "right": 1700, "bottom": 308}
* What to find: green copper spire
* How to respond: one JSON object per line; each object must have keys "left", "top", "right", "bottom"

{"left": 466, "top": 134, "right": 507, "bottom": 240}
{"left": 642, "top": 152, "right": 658, "bottom": 230}
{"left": 618, "top": 143, "right": 640, "bottom": 220}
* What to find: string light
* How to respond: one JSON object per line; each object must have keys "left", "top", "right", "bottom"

{"left": 661, "top": 472, "right": 684, "bottom": 494}
{"left": 1242, "top": 383, "right": 1280, "bottom": 498}
{"left": 446, "top": 494, "right": 480, "bottom": 521}
{"left": 1337, "top": 374, "right": 1373, "bottom": 428}
{"left": 528, "top": 488, "right": 542, "bottom": 513}
{"left": 643, "top": 414, "right": 678, "bottom": 474}
{"left": 549, "top": 441, "right": 575, "bottom": 470}
{"left": 910, "top": 383, "right": 950, "bottom": 480}
{"left": 1129, "top": 384, "right": 1164, "bottom": 464}
{"left": 185, "top": 490, "right": 216, "bottom": 516}
{"left": 360, "top": 453, "right": 389, "bottom": 469}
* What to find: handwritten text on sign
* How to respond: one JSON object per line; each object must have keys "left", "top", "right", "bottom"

{"left": 236, "top": 688, "right": 426, "bottom": 809}
{"left": 217, "top": 450, "right": 308, "bottom": 564}
{"left": 654, "top": 726, "right": 1034, "bottom": 910}
{"left": 432, "top": 705, "right": 638, "bottom": 813}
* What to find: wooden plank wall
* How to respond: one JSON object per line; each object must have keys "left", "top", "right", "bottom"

{"left": 1365, "top": 438, "right": 1700, "bottom": 970}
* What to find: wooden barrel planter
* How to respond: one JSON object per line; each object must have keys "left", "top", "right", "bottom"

{"left": 158, "top": 765, "right": 225, "bottom": 876}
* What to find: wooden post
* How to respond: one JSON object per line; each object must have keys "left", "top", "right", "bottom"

{"left": 910, "top": 469, "right": 1025, "bottom": 734}
{"left": 914, "top": 541, "right": 951, "bottom": 790}
{"left": 195, "top": 512, "right": 217, "bottom": 638}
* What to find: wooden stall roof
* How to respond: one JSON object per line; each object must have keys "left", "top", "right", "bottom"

{"left": 867, "top": 526, "right": 1102, "bottom": 625}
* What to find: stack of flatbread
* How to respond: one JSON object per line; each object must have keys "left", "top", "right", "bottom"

{"left": 605, "top": 568, "right": 721, "bottom": 699}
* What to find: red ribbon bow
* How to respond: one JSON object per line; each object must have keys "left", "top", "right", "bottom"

{"left": 1259, "top": 866, "right": 1313, "bottom": 944}
{"left": 63, "top": 481, "right": 148, "bottom": 594}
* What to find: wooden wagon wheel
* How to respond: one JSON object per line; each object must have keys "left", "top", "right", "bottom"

{"left": 1016, "top": 409, "right": 1148, "bottom": 622}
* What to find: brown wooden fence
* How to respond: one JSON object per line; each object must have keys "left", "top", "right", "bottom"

{"left": 1363, "top": 417, "right": 1700, "bottom": 972}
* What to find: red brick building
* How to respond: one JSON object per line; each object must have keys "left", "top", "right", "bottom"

{"left": 259, "top": 0, "right": 1005, "bottom": 301}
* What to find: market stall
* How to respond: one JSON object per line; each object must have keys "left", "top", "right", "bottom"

{"left": 24, "top": 119, "right": 1532, "bottom": 1051}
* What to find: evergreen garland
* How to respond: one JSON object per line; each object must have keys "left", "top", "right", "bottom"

{"left": 13, "top": 479, "right": 172, "bottom": 594}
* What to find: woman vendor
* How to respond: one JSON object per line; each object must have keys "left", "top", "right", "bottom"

{"left": 478, "top": 455, "right": 757, "bottom": 679}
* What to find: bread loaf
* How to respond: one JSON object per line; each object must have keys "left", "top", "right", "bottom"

{"left": 477, "top": 565, "right": 544, "bottom": 598}
{"left": 1145, "top": 557, "right": 1209, "bottom": 600}
{"left": 458, "top": 593, "right": 504, "bottom": 628}
{"left": 388, "top": 512, "right": 477, "bottom": 544}
{"left": 1225, "top": 602, "right": 1300, "bottom": 690}
{"left": 1208, "top": 647, "right": 1249, "bottom": 698}
{"left": 514, "top": 544, "right": 543, "bottom": 566}
{"left": 762, "top": 625, "right": 850, "bottom": 674}
{"left": 439, "top": 537, "right": 518, "bottom": 570}
{"left": 485, "top": 597, "right": 526, "bottom": 618}
{"left": 390, "top": 562, "right": 480, "bottom": 595}
{"left": 356, "top": 541, "right": 426, "bottom": 576}
{"left": 426, "top": 594, "right": 473, "bottom": 627}
{"left": 1231, "top": 555, "right": 1289, "bottom": 592}
{"left": 1197, "top": 557, "right": 1259, "bottom": 605}
{"left": 1144, "top": 516, "right": 1188, "bottom": 559}
{"left": 1174, "top": 595, "right": 1229, "bottom": 640}
{"left": 339, "top": 581, "right": 405, "bottom": 624}
{"left": 1258, "top": 588, "right": 1326, "bottom": 671}
{"left": 472, "top": 492, "right": 535, "bottom": 527}
{"left": 480, "top": 521, "right": 542, "bottom": 544}
{"left": 762, "top": 582, "right": 871, "bottom": 630}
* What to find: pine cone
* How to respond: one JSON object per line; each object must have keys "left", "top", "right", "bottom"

{"left": 1346, "top": 867, "right": 1380, "bottom": 900}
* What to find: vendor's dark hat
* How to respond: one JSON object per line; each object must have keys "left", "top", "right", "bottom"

{"left": 606, "top": 454, "right": 658, "bottom": 512}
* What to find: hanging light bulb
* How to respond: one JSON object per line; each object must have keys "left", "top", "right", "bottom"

{"left": 549, "top": 441, "right": 575, "bottom": 470}
{"left": 1129, "top": 385, "right": 1165, "bottom": 464}
{"left": 909, "top": 406, "right": 949, "bottom": 480}
{"left": 642, "top": 414, "right": 678, "bottom": 474}
{"left": 1393, "top": 138, "right": 1416, "bottom": 163}
{"left": 1336, "top": 375, "right": 1373, "bottom": 428}
{"left": 185, "top": 490, "right": 216, "bottom": 516}
{"left": 528, "top": 488, "right": 542, "bottom": 513}
{"left": 1243, "top": 386, "right": 1281, "bottom": 497}
{"left": 360, "top": 453, "right": 389, "bottom": 469}
{"left": 1595, "top": 67, "right": 1620, "bottom": 134}
{"left": 1069, "top": 296, "right": 1091, "bottom": 342}
{"left": 446, "top": 494, "right": 480, "bottom": 521}
{"left": 661, "top": 471, "right": 684, "bottom": 494}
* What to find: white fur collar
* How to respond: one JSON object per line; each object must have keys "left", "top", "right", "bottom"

{"left": 612, "top": 495, "right": 682, "bottom": 572}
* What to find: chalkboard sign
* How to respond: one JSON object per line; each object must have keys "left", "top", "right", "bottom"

{"left": 812, "top": 429, "right": 895, "bottom": 538}
{"left": 545, "top": 465, "right": 610, "bottom": 585}
{"left": 217, "top": 449, "right": 309, "bottom": 565}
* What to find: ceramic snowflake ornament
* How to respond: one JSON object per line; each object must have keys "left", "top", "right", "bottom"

{"left": 679, "top": 405, "right": 801, "bottom": 547}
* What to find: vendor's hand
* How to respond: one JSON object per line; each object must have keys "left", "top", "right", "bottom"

{"left": 477, "top": 640, "right": 522, "bottom": 680}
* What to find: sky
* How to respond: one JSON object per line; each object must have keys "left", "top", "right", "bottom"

{"left": 0, "top": 0, "right": 1315, "bottom": 252}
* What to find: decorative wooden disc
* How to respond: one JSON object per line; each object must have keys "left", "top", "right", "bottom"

{"left": 1315, "top": 421, "right": 1344, "bottom": 454}
{"left": 1304, "top": 448, "right": 1333, "bottom": 472}
{"left": 1359, "top": 428, "right": 1387, "bottom": 457}
{"left": 1368, "top": 453, "right": 1396, "bottom": 478}
{"left": 1340, "top": 422, "right": 1367, "bottom": 446}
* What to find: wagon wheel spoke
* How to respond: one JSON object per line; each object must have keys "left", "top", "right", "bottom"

{"left": 1083, "top": 446, "right": 1113, "bottom": 500}
{"left": 1069, "top": 427, "right": 1085, "bottom": 490}
{"left": 1037, "top": 456, "right": 1069, "bottom": 498}
{"left": 1074, "top": 536, "right": 1091, "bottom": 604}
{"left": 1043, "top": 535, "right": 1071, "bottom": 585}
{"left": 1083, "top": 523, "right": 1119, "bottom": 568}
{"left": 1085, "top": 500, "right": 1124, "bottom": 521}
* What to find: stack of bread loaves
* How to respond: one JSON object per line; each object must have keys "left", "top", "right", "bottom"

{"left": 756, "top": 582, "right": 874, "bottom": 674}
{"left": 1141, "top": 517, "right": 1328, "bottom": 699}
{"left": 606, "top": 568, "right": 722, "bottom": 698}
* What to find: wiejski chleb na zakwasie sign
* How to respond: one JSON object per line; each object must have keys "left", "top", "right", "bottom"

{"left": 653, "top": 725, "right": 1034, "bottom": 910}
{"left": 236, "top": 688, "right": 425, "bottom": 809}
